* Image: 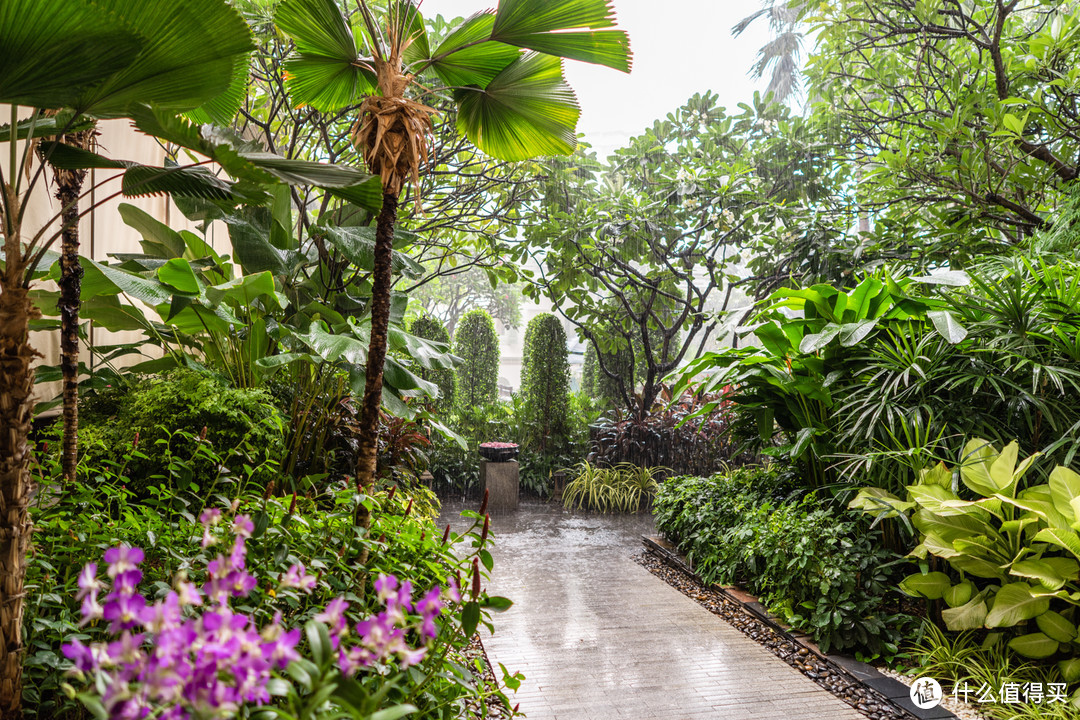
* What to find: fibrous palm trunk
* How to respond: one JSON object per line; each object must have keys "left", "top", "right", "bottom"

{"left": 351, "top": 54, "right": 434, "bottom": 532}
{"left": 353, "top": 191, "right": 398, "bottom": 534}
{"left": 0, "top": 183, "right": 36, "bottom": 718}
{"left": 52, "top": 129, "right": 93, "bottom": 483}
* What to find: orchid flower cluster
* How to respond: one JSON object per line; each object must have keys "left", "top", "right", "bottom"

{"left": 62, "top": 505, "right": 449, "bottom": 720}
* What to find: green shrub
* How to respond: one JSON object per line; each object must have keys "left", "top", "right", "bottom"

{"left": 427, "top": 392, "right": 598, "bottom": 499}
{"left": 453, "top": 309, "right": 500, "bottom": 410}
{"left": 654, "top": 467, "right": 913, "bottom": 657}
{"left": 73, "top": 368, "right": 284, "bottom": 495}
{"left": 520, "top": 313, "right": 570, "bottom": 452}
{"left": 409, "top": 313, "right": 456, "bottom": 411}
{"left": 23, "top": 435, "right": 512, "bottom": 719}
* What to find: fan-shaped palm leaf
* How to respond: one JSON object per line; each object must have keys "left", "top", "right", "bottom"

{"left": 491, "top": 0, "right": 632, "bottom": 72}
{"left": 456, "top": 53, "right": 580, "bottom": 161}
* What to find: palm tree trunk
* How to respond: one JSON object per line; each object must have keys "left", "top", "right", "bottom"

{"left": 354, "top": 191, "right": 398, "bottom": 536}
{"left": 53, "top": 133, "right": 91, "bottom": 483}
{"left": 0, "top": 268, "right": 37, "bottom": 718}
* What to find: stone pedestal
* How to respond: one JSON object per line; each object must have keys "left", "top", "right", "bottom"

{"left": 480, "top": 459, "right": 519, "bottom": 512}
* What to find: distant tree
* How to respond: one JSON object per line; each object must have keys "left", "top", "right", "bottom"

{"left": 412, "top": 264, "right": 522, "bottom": 335}
{"left": 453, "top": 309, "right": 500, "bottom": 410}
{"left": 733, "top": 0, "right": 809, "bottom": 103}
{"left": 582, "top": 342, "right": 641, "bottom": 410}
{"left": 408, "top": 314, "right": 455, "bottom": 412}
{"left": 520, "top": 313, "right": 570, "bottom": 451}
{"left": 525, "top": 92, "right": 842, "bottom": 415}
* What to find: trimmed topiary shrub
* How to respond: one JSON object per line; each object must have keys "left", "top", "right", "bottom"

{"left": 408, "top": 313, "right": 456, "bottom": 411}
{"left": 72, "top": 368, "right": 284, "bottom": 495}
{"left": 453, "top": 309, "right": 499, "bottom": 410}
{"left": 520, "top": 313, "right": 569, "bottom": 451}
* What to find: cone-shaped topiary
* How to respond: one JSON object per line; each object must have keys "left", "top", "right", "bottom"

{"left": 453, "top": 309, "right": 500, "bottom": 410}
{"left": 521, "top": 313, "right": 570, "bottom": 451}
{"left": 409, "top": 314, "right": 456, "bottom": 411}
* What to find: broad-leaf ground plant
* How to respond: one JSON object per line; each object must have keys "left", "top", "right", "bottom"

{"left": 852, "top": 438, "right": 1080, "bottom": 696}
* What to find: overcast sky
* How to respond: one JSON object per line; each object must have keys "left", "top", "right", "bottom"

{"left": 429, "top": 0, "right": 773, "bottom": 158}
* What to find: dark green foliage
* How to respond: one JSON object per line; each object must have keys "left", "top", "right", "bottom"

{"left": 72, "top": 368, "right": 284, "bottom": 495}
{"left": 520, "top": 313, "right": 570, "bottom": 451}
{"left": 409, "top": 313, "right": 456, "bottom": 411}
{"left": 453, "top": 309, "right": 500, "bottom": 410}
{"left": 266, "top": 364, "right": 359, "bottom": 484}
{"left": 589, "top": 388, "right": 735, "bottom": 476}
{"left": 582, "top": 342, "right": 641, "bottom": 409}
{"left": 427, "top": 392, "right": 598, "bottom": 499}
{"left": 654, "top": 467, "right": 914, "bottom": 657}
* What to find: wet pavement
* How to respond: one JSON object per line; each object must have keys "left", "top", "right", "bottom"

{"left": 438, "top": 501, "right": 865, "bottom": 720}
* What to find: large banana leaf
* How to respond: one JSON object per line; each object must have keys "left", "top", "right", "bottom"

{"left": 455, "top": 52, "right": 580, "bottom": 161}
{"left": 318, "top": 226, "right": 423, "bottom": 278}
{"left": 490, "top": 0, "right": 632, "bottom": 73}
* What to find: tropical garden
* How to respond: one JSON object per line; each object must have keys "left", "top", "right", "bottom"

{"left": 3, "top": 0, "right": 1080, "bottom": 719}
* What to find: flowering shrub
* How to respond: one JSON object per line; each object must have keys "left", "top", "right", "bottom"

{"left": 59, "top": 504, "right": 492, "bottom": 719}
{"left": 26, "top": 432, "right": 520, "bottom": 719}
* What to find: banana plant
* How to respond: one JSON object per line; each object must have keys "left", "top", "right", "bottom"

{"left": 672, "top": 272, "right": 956, "bottom": 487}
{"left": 851, "top": 438, "right": 1080, "bottom": 679}
{"left": 53, "top": 203, "right": 455, "bottom": 417}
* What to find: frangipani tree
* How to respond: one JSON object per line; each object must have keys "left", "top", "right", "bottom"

{"left": 0, "top": 0, "right": 255, "bottom": 711}
{"left": 273, "top": 0, "right": 632, "bottom": 503}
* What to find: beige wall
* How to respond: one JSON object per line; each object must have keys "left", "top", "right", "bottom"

{"left": 8, "top": 117, "right": 224, "bottom": 412}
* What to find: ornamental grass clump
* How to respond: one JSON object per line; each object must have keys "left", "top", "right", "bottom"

{"left": 62, "top": 507, "right": 445, "bottom": 719}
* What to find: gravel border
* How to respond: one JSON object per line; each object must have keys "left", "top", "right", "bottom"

{"left": 637, "top": 538, "right": 957, "bottom": 720}
{"left": 462, "top": 633, "right": 515, "bottom": 719}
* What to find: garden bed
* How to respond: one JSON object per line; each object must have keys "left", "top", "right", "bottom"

{"left": 462, "top": 634, "right": 514, "bottom": 720}
{"left": 638, "top": 537, "right": 954, "bottom": 720}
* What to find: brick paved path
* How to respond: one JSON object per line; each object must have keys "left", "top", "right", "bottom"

{"left": 442, "top": 502, "right": 865, "bottom": 720}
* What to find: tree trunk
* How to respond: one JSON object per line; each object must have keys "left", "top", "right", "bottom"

{"left": 0, "top": 277, "right": 37, "bottom": 718}
{"left": 53, "top": 137, "right": 90, "bottom": 483}
{"left": 353, "top": 192, "right": 398, "bottom": 537}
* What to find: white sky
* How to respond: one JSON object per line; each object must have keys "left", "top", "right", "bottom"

{"left": 428, "top": 0, "right": 773, "bottom": 158}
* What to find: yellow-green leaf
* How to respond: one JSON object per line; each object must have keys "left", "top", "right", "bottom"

{"left": 985, "top": 583, "right": 1050, "bottom": 628}
{"left": 1008, "top": 632, "right": 1058, "bottom": 659}
{"left": 1036, "top": 610, "right": 1076, "bottom": 643}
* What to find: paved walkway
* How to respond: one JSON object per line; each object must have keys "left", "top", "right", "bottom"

{"left": 439, "top": 502, "right": 864, "bottom": 720}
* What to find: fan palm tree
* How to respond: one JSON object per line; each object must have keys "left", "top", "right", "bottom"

{"left": 46, "top": 122, "right": 96, "bottom": 483}
{"left": 0, "top": 1, "right": 253, "bottom": 712}
{"left": 273, "top": 0, "right": 631, "bottom": 511}
{"left": 733, "top": 0, "right": 808, "bottom": 103}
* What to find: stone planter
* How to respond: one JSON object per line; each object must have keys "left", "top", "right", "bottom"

{"left": 478, "top": 442, "right": 519, "bottom": 462}
{"left": 480, "top": 460, "right": 519, "bottom": 512}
